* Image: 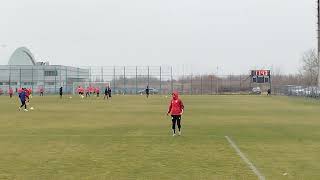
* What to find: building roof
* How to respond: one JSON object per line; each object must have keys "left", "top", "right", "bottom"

{"left": 8, "top": 47, "right": 36, "bottom": 65}
{"left": 0, "top": 47, "right": 36, "bottom": 65}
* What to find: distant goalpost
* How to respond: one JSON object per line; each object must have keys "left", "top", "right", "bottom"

{"left": 72, "top": 82, "right": 110, "bottom": 95}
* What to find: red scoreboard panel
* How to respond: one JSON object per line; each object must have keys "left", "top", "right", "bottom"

{"left": 251, "top": 70, "right": 271, "bottom": 83}
{"left": 252, "top": 70, "right": 270, "bottom": 76}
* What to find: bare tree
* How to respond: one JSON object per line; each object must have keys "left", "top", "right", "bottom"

{"left": 271, "top": 66, "right": 283, "bottom": 87}
{"left": 300, "top": 49, "right": 319, "bottom": 86}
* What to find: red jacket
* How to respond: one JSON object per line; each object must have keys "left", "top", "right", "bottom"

{"left": 8, "top": 88, "right": 13, "bottom": 94}
{"left": 25, "top": 89, "right": 30, "bottom": 97}
{"left": 167, "top": 91, "right": 184, "bottom": 115}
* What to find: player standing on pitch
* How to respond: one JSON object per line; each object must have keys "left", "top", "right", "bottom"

{"left": 18, "top": 88, "right": 28, "bottom": 111}
{"left": 108, "top": 86, "right": 112, "bottom": 99}
{"left": 104, "top": 86, "right": 109, "bottom": 100}
{"left": 167, "top": 91, "right": 184, "bottom": 136}
{"left": 96, "top": 87, "right": 100, "bottom": 97}
{"left": 59, "top": 87, "right": 63, "bottom": 99}
{"left": 85, "top": 87, "right": 90, "bottom": 98}
{"left": 25, "top": 88, "right": 30, "bottom": 103}
{"left": 8, "top": 87, "right": 13, "bottom": 98}
{"left": 146, "top": 86, "right": 150, "bottom": 98}
{"left": 39, "top": 87, "right": 44, "bottom": 96}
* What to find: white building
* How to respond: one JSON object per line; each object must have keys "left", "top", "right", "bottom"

{"left": 0, "top": 47, "right": 89, "bottom": 94}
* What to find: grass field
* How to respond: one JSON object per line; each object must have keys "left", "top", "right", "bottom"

{"left": 0, "top": 94, "right": 320, "bottom": 179}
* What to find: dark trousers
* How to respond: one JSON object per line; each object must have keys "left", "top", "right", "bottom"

{"left": 171, "top": 115, "right": 181, "bottom": 133}
{"left": 20, "top": 100, "right": 26, "bottom": 109}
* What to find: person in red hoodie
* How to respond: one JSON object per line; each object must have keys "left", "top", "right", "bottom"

{"left": 8, "top": 87, "right": 13, "bottom": 98}
{"left": 95, "top": 87, "right": 100, "bottom": 97}
{"left": 39, "top": 87, "right": 44, "bottom": 96}
{"left": 28, "top": 88, "right": 32, "bottom": 97}
{"left": 167, "top": 91, "right": 184, "bottom": 136}
{"left": 85, "top": 87, "right": 90, "bottom": 97}
{"left": 25, "top": 88, "right": 30, "bottom": 103}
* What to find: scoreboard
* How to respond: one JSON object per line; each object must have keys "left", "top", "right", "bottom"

{"left": 251, "top": 70, "right": 271, "bottom": 83}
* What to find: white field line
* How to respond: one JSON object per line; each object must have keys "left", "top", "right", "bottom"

{"left": 225, "top": 136, "right": 265, "bottom": 180}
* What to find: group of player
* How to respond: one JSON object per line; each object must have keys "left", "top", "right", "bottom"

{"left": 76, "top": 86, "right": 112, "bottom": 100}
{"left": 8, "top": 85, "right": 184, "bottom": 137}
{"left": 17, "top": 87, "right": 32, "bottom": 111}
{"left": 75, "top": 86, "right": 184, "bottom": 137}
{"left": 6, "top": 87, "right": 44, "bottom": 98}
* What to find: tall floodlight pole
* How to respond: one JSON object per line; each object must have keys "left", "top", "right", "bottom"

{"left": 318, "top": 0, "right": 320, "bottom": 87}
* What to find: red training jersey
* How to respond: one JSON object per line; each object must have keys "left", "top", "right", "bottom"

{"left": 8, "top": 88, "right": 13, "bottom": 94}
{"left": 167, "top": 91, "right": 184, "bottom": 115}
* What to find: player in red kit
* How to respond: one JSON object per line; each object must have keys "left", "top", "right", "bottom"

{"left": 95, "top": 87, "right": 100, "bottom": 97}
{"left": 167, "top": 91, "right": 184, "bottom": 136}
{"left": 8, "top": 87, "right": 13, "bottom": 98}
{"left": 25, "top": 88, "right": 30, "bottom": 103}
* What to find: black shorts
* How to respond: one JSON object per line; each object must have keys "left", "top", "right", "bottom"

{"left": 171, "top": 115, "right": 181, "bottom": 129}
{"left": 171, "top": 115, "right": 181, "bottom": 120}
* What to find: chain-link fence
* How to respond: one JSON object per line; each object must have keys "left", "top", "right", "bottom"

{"left": 0, "top": 65, "right": 257, "bottom": 95}
{"left": 272, "top": 85, "right": 320, "bottom": 98}
{"left": 0, "top": 65, "right": 89, "bottom": 95}
{"left": 1, "top": 65, "right": 316, "bottom": 97}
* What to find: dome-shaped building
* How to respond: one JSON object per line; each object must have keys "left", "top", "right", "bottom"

{"left": 8, "top": 47, "right": 36, "bottom": 66}
{"left": 0, "top": 47, "right": 89, "bottom": 94}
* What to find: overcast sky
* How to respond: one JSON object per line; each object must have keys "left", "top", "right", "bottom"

{"left": 0, "top": 0, "right": 317, "bottom": 75}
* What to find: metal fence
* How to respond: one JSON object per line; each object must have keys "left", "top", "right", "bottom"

{"left": 0, "top": 65, "right": 89, "bottom": 94}
{"left": 0, "top": 65, "right": 261, "bottom": 95}
{"left": 3, "top": 65, "right": 316, "bottom": 97}
{"left": 273, "top": 85, "right": 320, "bottom": 98}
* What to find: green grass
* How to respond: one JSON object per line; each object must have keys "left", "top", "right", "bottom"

{"left": 0, "top": 95, "right": 320, "bottom": 179}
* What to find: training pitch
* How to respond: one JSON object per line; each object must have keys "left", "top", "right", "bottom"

{"left": 0, "top": 95, "right": 320, "bottom": 179}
